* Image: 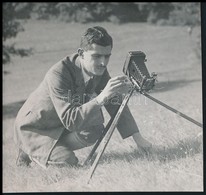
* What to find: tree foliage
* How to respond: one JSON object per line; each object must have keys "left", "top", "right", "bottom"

{"left": 3, "top": 3, "right": 32, "bottom": 64}
{"left": 2, "top": 2, "right": 200, "bottom": 65}
{"left": 9, "top": 2, "right": 199, "bottom": 25}
{"left": 168, "top": 3, "right": 201, "bottom": 26}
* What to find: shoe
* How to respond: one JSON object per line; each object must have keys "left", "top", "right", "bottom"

{"left": 16, "top": 149, "right": 32, "bottom": 167}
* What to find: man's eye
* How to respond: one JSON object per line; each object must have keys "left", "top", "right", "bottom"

{"left": 93, "top": 55, "right": 100, "bottom": 58}
{"left": 92, "top": 54, "right": 111, "bottom": 58}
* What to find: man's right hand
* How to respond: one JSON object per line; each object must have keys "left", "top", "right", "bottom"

{"left": 96, "top": 75, "right": 132, "bottom": 105}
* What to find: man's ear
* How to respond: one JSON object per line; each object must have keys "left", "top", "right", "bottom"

{"left": 77, "top": 48, "right": 84, "bottom": 58}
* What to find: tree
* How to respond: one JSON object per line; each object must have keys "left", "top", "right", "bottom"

{"left": 3, "top": 3, "right": 32, "bottom": 65}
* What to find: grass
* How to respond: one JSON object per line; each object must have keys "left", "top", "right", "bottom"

{"left": 3, "top": 19, "right": 203, "bottom": 192}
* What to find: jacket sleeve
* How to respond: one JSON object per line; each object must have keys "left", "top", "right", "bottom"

{"left": 45, "top": 68, "right": 104, "bottom": 132}
{"left": 95, "top": 70, "right": 139, "bottom": 139}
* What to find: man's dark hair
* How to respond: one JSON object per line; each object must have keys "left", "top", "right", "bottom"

{"left": 80, "top": 26, "right": 113, "bottom": 50}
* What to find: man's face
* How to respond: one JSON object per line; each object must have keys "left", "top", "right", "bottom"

{"left": 80, "top": 44, "right": 112, "bottom": 76}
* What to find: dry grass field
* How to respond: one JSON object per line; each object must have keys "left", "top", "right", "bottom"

{"left": 3, "top": 19, "right": 203, "bottom": 192}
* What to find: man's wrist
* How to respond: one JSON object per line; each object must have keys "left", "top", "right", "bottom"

{"left": 95, "top": 96, "right": 105, "bottom": 106}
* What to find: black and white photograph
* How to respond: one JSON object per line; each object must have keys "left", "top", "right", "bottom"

{"left": 3, "top": 2, "right": 203, "bottom": 192}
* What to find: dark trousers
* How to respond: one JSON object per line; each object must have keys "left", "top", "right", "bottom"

{"left": 47, "top": 124, "right": 104, "bottom": 166}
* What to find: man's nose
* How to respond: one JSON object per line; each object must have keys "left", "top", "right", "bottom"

{"left": 100, "top": 56, "right": 107, "bottom": 66}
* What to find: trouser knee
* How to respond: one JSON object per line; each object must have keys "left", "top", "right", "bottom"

{"left": 60, "top": 125, "right": 105, "bottom": 150}
{"left": 78, "top": 124, "right": 105, "bottom": 145}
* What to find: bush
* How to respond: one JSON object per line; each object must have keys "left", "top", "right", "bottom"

{"left": 167, "top": 3, "right": 201, "bottom": 26}
{"left": 8, "top": 2, "right": 200, "bottom": 26}
{"left": 31, "top": 3, "right": 59, "bottom": 20}
{"left": 55, "top": 3, "right": 89, "bottom": 23}
{"left": 145, "top": 2, "right": 174, "bottom": 24}
{"left": 108, "top": 3, "right": 141, "bottom": 23}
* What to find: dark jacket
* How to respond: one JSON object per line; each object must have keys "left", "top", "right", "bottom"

{"left": 14, "top": 53, "right": 138, "bottom": 168}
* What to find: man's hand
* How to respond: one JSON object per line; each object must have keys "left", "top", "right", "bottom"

{"left": 96, "top": 75, "right": 132, "bottom": 105}
{"left": 132, "top": 132, "right": 152, "bottom": 153}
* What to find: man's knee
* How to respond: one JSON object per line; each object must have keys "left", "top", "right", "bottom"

{"left": 16, "top": 148, "right": 32, "bottom": 167}
{"left": 60, "top": 125, "right": 104, "bottom": 150}
{"left": 78, "top": 125, "right": 105, "bottom": 145}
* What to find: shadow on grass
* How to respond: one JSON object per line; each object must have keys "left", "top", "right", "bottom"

{"left": 151, "top": 78, "right": 201, "bottom": 93}
{"left": 3, "top": 100, "right": 25, "bottom": 120}
{"left": 95, "top": 137, "right": 202, "bottom": 165}
{"left": 3, "top": 70, "right": 10, "bottom": 75}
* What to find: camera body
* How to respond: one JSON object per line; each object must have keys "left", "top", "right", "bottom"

{"left": 123, "top": 51, "right": 157, "bottom": 92}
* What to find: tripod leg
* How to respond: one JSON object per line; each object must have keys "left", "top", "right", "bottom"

{"left": 142, "top": 92, "right": 203, "bottom": 128}
{"left": 87, "top": 87, "right": 135, "bottom": 184}
{"left": 83, "top": 117, "right": 114, "bottom": 166}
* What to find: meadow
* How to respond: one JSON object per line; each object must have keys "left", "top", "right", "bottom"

{"left": 3, "top": 19, "right": 203, "bottom": 192}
